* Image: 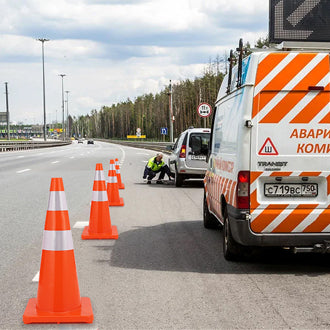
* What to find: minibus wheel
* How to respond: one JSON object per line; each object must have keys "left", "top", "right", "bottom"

{"left": 203, "top": 192, "right": 219, "bottom": 229}
{"left": 223, "top": 214, "right": 243, "bottom": 261}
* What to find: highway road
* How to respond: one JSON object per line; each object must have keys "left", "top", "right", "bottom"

{"left": 1, "top": 140, "right": 330, "bottom": 330}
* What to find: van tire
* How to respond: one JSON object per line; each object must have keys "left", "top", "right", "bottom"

{"left": 203, "top": 193, "right": 219, "bottom": 229}
{"left": 223, "top": 214, "right": 243, "bottom": 261}
{"left": 175, "top": 169, "right": 184, "bottom": 187}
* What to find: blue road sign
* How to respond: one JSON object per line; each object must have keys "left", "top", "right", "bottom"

{"left": 160, "top": 127, "right": 168, "bottom": 135}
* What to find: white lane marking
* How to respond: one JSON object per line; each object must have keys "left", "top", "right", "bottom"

{"left": 16, "top": 169, "right": 31, "bottom": 174}
{"left": 17, "top": 156, "right": 24, "bottom": 158}
{"left": 73, "top": 221, "right": 89, "bottom": 228}
{"left": 118, "top": 145, "right": 126, "bottom": 164}
{"left": 137, "top": 152, "right": 151, "bottom": 156}
{"left": 141, "top": 160, "right": 147, "bottom": 163}
{"left": 51, "top": 161, "right": 60, "bottom": 164}
{"left": 32, "top": 272, "right": 39, "bottom": 282}
{"left": 69, "top": 156, "right": 75, "bottom": 159}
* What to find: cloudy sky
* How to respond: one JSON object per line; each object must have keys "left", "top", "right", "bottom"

{"left": 0, "top": 0, "right": 268, "bottom": 124}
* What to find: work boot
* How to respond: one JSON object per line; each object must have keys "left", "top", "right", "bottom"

{"left": 147, "top": 180, "right": 151, "bottom": 184}
{"left": 156, "top": 180, "right": 163, "bottom": 184}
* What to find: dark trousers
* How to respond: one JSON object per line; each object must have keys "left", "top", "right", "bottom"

{"left": 143, "top": 165, "right": 171, "bottom": 180}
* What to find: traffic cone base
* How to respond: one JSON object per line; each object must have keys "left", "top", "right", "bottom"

{"left": 109, "top": 197, "right": 124, "bottom": 207}
{"left": 81, "top": 225, "right": 118, "bottom": 239}
{"left": 119, "top": 183, "right": 125, "bottom": 190}
{"left": 23, "top": 297, "right": 93, "bottom": 324}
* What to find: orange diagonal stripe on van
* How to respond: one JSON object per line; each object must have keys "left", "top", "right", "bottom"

{"left": 320, "top": 112, "right": 330, "bottom": 123}
{"left": 250, "top": 171, "right": 263, "bottom": 184}
{"left": 251, "top": 206, "right": 289, "bottom": 233}
{"left": 259, "top": 92, "right": 308, "bottom": 123}
{"left": 272, "top": 205, "right": 318, "bottom": 233}
{"left": 250, "top": 190, "right": 260, "bottom": 210}
{"left": 270, "top": 172, "right": 293, "bottom": 177}
{"left": 303, "top": 209, "right": 330, "bottom": 232}
{"left": 261, "top": 53, "right": 317, "bottom": 91}
{"left": 253, "top": 53, "right": 318, "bottom": 119}
{"left": 299, "top": 172, "right": 322, "bottom": 177}
{"left": 255, "top": 53, "right": 289, "bottom": 86}
{"left": 290, "top": 91, "right": 330, "bottom": 124}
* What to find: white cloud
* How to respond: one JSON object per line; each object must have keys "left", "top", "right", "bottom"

{"left": 0, "top": 0, "right": 269, "bottom": 123}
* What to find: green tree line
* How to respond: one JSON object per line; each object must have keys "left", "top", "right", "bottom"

{"left": 71, "top": 37, "right": 268, "bottom": 140}
{"left": 72, "top": 59, "right": 224, "bottom": 141}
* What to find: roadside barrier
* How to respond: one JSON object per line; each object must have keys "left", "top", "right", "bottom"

{"left": 107, "top": 159, "right": 124, "bottom": 206}
{"left": 23, "top": 178, "right": 93, "bottom": 324}
{"left": 115, "top": 158, "right": 125, "bottom": 189}
{"left": 82, "top": 164, "right": 118, "bottom": 239}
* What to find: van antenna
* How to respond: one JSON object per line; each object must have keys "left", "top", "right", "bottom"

{"left": 236, "top": 38, "right": 243, "bottom": 88}
{"left": 226, "top": 50, "right": 234, "bottom": 94}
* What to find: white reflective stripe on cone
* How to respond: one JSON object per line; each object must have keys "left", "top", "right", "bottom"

{"left": 110, "top": 164, "right": 116, "bottom": 171}
{"left": 94, "top": 170, "right": 105, "bottom": 181}
{"left": 48, "top": 191, "right": 68, "bottom": 211}
{"left": 42, "top": 230, "right": 74, "bottom": 251}
{"left": 92, "top": 190, "right": 108, "bottom": 202}
{"left": 116, "top": 169, "right": 120, "bottom": 174}
{"left": 108, "top": 176, "right": 118, "bottom": 183}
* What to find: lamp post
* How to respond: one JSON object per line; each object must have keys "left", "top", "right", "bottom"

{"left": 59, "top": 74, "right": 66, "bottom": 140}
{"left": 37, "top": 38, "right": 49, "bottom": 141}
{"left": 65, "top": 90, "right": 70, "bottom": 138}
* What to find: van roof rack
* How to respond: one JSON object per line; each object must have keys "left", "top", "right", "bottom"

{"left": 274, "top": 41, "right": 330, "bottom": 51}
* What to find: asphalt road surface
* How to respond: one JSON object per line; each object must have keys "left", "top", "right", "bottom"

{"left": 1, "top": 140, "right": 330, "bottom": 330}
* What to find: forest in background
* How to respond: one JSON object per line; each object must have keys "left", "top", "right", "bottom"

{"left": 71, "top": 38, "right": 268, "bottom": 140}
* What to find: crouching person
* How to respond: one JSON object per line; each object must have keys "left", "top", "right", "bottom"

{"left": 143, "top": 153, "right": 174, "bottom": 184}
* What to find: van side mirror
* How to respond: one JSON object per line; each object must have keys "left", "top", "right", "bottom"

{"left": 166, "top": 145, "right": 174, "bottom": 151}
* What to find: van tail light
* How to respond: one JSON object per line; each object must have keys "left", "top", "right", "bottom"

{"left": 236, "top": 171, "right": 250, "bottom": 209}
{"left": 179, "top": 145, "right": 186, "bottom": 158}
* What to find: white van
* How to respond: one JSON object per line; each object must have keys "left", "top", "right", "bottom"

{"left": 204, "top": 45, "right": 330, "bottom": 260}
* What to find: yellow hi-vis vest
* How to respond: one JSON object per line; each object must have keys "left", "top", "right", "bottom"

{"left": 147, "top": 157, "right": 165, "bottom": 171}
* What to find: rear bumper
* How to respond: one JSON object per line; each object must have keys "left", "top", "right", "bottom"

{"left": 228, "top": 205, "right": 330, "bottom": 247}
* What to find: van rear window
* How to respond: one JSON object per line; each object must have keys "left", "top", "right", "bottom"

{"left": 189, "top": 133, "right": 210, "bottom": 156}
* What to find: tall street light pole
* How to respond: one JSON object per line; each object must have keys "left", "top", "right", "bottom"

{"left": 65, "top": 90, "right": 70, "bottom": 138}
{"left": 37, "top": 38, "right": 49, "bottom": 141}
{"left": 59, "top": 74, "right": 66, "bottom": 140}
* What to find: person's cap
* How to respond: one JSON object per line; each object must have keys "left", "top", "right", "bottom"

{"left": 156, "top": 153, "right": 163, "bottom": 157}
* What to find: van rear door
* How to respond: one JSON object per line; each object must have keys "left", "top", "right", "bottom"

{"left": 186, "top": 131, "right": 210, "bottom": 169}
{"left": 250, "top": 52, "right": 330, "bottom": 234}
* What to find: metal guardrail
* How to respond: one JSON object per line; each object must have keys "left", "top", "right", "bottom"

{"left": 97, "top": 139, "right": 173, "bottom": 154}
{"left": 0, "top": 140, "right": 72, "bottom": 152}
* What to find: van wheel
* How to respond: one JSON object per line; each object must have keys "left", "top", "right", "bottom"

{"left": 175, "top": 170, "right": 184, "bottom": 187}
{"left": 223, "top": 214, "right": 243, "bottom": 261}
{"left": 203, "top": 193, "right": 219, "bottom": 229}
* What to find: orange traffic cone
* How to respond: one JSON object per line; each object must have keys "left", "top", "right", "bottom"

{"left": 23, "top": 178, "right": 93, "bottom": 324}
{"left": 107, "top": 159, "right": 124, "bottom": 206}
{"left": 115, "top": 158, "right": 125, "bottom": 189}
{"left": 82, "top": 163, "right": 118, "bottom": 239}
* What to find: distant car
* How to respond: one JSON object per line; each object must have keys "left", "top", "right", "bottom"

{"left": 78, "top": 139, "right": 83, "bottom": 144}
{"left": 168, "top": 127, "right": 211, "bottom": 187}
{"left": 87, "top": 139, "right": 94, "bottom": 144}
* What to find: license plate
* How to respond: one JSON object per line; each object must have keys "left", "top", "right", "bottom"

{"left": 264, "top": 183, "right": 318, "bottom": 197}
{"left": 190, "top": 155, "right": 206, "bottom": 160}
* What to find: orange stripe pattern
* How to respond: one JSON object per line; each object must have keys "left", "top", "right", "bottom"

{"left": 250, "top": 171, "right": 330, "bottom": 233}
{"left": 253, "top": 53, "right": 330, "bottom": 125}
